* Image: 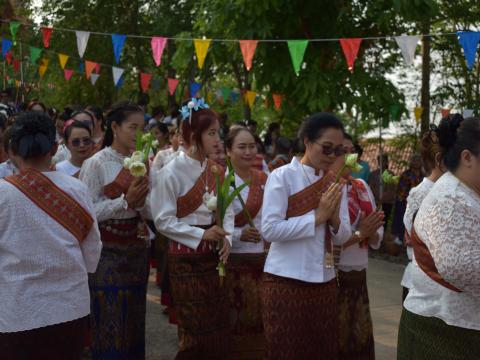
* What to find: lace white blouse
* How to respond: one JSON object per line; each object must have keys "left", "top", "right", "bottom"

{"left": 79, "top": 147, "right": 144, "bottom": 222}
{"left": 56, "top": 160, "right": 81, "bottom": 176}
{"left": 404, "top": 172, "right": 480, "bottom": 330}
{"left": 0, "top": 159, "right": 18, "bottom": 179}
{"left": 401, "top": 177, "right": 434, "bottom": 289}
{"left": 151, "top": 152, "right": 234, "bottom": 250}
{"left": 231, "top": 172, "right": 264, "bottom": 254}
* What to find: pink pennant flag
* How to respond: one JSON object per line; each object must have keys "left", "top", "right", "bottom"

{"left": 64, "top": 68, "right": 74, "bottom": 81}
{"left": 339, "top": 38, "right": 362, "bottom": 72}
{"left": 140, "top": 72, "right": 152, "bottom": 93}
{"left": 239, "top": 40, "right": 258, "bottom": 71}
{"left": 168, "top": 78, "right": 179, "bottom": 95}
{"left": 272, "top": 93, "right": 284, "bottom": 110}
{"left": 441, "top": 108, "right": 451, "bottom": 118}
{"left": 41, "top": 27, "right": 53, "bottom": 48}
{"left": 95, "top": 63, "right": 101, "bottom": 73}
{"left": 151, "top": 37, "right": 167, "bottom": 66}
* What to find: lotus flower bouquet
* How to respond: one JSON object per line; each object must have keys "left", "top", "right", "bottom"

{"left": 211, "top": 164, "right": 248, "bottom": 283}
{"left": 123, "top": 130, "right": 153, "bottom": 177}
{"left": 381, "top": 170, "right": 400, "bottom": 184}
{"left": 335, "top": 153, "right": 363, "bottom": 182}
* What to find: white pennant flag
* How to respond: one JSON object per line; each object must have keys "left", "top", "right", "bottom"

{"left": 395, "top": 35, "right": 420, "bottom": 66}
{"left": 112, "top": 66, "right": 124, "bottom": 86}
{"left": 463, "top": 109, "right": 474, "bottom": 118}
{"left": 76, "top": 31, "right": 90, "bottom": 58}
{"left": 90, "top": 73, "right": 100, "bottom": 85}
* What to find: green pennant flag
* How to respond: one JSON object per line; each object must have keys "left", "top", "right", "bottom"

{"left": 29, "top": 46, "right": 42, "bottom": 64}
{"left": 287, "top": 40, "right": 308, "bottom": 75}
{"left": 221, "top": 87, "right": 231, "bottom": 101}
{"left": 10, "top": 21, "right": 21, "bottom": 45}
{"left": 389, "top": 104, "right": 401, "bottom": 121}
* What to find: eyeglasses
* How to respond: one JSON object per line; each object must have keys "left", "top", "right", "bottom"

{"left": 71, "top": 137, "right": 93, "bottom": 147}
{"left": 315, "top": 142, "right": 346, "bottom": 157}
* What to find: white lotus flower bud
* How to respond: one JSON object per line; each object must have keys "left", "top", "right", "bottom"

{"left": 129, "top": 161, "right": 147, "bottom": 177}
{"left": 206, "top": 196, "right": 218, "bottom": 211}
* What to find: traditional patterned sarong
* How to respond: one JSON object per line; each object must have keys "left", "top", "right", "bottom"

{"left": 227, "top": 253, "right": 266, "bottom": 359}
{"left": 337, "top": 270, "right": 374, "bottom": 360}
{"left": 89, "top": 219, "right": 149, "bottom": 360}
{"left": 397, "top": 308, "right": 480, "bottom": 360}
{"left": 261, "top": 273, "right": 338, "bottom": 360}
{"left": 169, "top": 240, "right": 230, "bottom": 359}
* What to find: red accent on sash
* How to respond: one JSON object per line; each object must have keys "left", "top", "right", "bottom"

{"left": 103, "top": 168, "right": 134, "bottom": 199}
{"left": 268, "top": 155, "right": 288, "bottom": 172}
{"left": 4, "top": 169, "right": 94, "bottom": 242}
{"left": 252, "top": 154, "right": 265, "bottom": 172}
{"left": 285, "top": 172, "right": 335, "bottom": 218}
{"left": 411, "top": 226, "right": 462, "bottom": 293}
{"left": 348, "top": 178, "right": 374, "bottom": 224}
{"left": 234, "top": 170, "right": 267, "bottom": 227}
{"left": 176, "top": 160, "right": 225, "bottom": 218}
{"left": 169, "top": 239, "right": 217, "bottom": 254}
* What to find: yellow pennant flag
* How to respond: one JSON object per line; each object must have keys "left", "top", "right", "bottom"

{"left": 38, "top": 58, "right": 49, "bottom": 78}
{"left": 15, "top": 80, "right": 21, "bottom": 88}
{"left": 58, "top": 53, "right": 69, "bottom": 69}
{"left": 206, "top": 91, "right": 214, "bottom": 104}
{"left": 194, "top": 39, "right": 211, "bottom": 69}
{"left": 414, "top": 106, "right": 423, "bottom": 124}
{"left": 245, "top": 90, "right": 257, "bottom": 109}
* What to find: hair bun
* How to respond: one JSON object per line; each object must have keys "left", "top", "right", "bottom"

{"left": 437, "top": 113, "right": 464, "bottom": 151}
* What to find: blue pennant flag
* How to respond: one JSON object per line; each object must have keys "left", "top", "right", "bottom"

{"left": 1, "top": 38, "right": 13, "bottom": 59}
{"left": 78, "top": 60, "right": 84, "bottom": 73}
{"left": 116, "top": 75, "right": 125, "bottom": 89}
{"left": 231, "top": 91, "right": 239, "bottom": 103}
{"left": 190, "top": 81, "right": 202, "bottom": 97}
{"left": 112, "top": 34, "right": 127, "bottom": 64}
{"left": 457, "top": 31, "right": 480, "bottom": 70}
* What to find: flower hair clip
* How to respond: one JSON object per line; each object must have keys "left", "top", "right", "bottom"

{"left": 180, "top": 98, "right": 210, "bottom": 124}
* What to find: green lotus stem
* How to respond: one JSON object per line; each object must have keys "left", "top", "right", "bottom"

{"left": 335, "top": 164, "right": 347, "bottom": 183}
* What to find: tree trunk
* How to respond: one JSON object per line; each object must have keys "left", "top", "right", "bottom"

{"left": 420, "top": 19, "right": 430, "bottom": 136}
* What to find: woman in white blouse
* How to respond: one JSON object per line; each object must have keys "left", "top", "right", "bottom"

{"left": 333, "top": 133, "right": 384, "bottom": 360}
{"left": 401, "top": 126, "right": 445, "bottom": 302}
{"left": 151, "top": 100, "right": 234, "bottom": 359}
{"left": 56, "top": 120, "right": 93, "bottom": 177}
{"left": 79, "top": 101, "right": 150, "bottom": 360}
{"left": 397, "top": 115, "right": 480, "bottom": 359}
{"left": 261, "top": 112, "right": 351, "bottom": 359}
{"left": 224, "top": 126, "right": 267, "bottom": 359}
{"left": 0, "top": 112, "right": 101, "bottom": 359}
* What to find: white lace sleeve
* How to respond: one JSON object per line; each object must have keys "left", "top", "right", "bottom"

{"left": 418, "top": 195, "right": 480, "bottom": 298}
{"left": 79, "top": 157, "right": 125, "bottom": 222}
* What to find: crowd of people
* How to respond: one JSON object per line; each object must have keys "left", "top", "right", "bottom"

{"left": 0, "top": 90, "right": 479, "bottom": 360}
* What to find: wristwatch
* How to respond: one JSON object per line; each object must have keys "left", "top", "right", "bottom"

{"left": 354, "top": 230, "right": 362, "bottom": 239}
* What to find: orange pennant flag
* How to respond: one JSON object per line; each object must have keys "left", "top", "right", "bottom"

{"left": 85, "top": 60, "right": 97, "bottom": 79}
{"left": 272, "top": 93, "right": 284, "bottom": 110}
{"left": 239, "top": 40, "right": 258, "bottom": 71}
{"left": 441, "top": 108, "right": 451, "bottom": 118}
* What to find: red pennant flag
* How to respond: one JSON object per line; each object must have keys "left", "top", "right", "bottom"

{"left": 339, "top": 38, "right": 362, "bottom": 72}
{"left": 441, "top": 108, "right": 451, "bottom": 118}
{"left": 95, "top": 63, "right": 101, "bottom": 73}
{"left": 239, "top": 40, "right": 258, "bottom": 71}
{"left": 41, "top": 27, "right": 53, "bottom": 48}
{"left": 5, "top": 51, "right": 13, "bottom": 65}
{"left": 272, "top": 93, "right": 284, "bottom": 110}
{"left": 140, "top": 72, "right": 152, "bottom": 93}
{"left": 168, "top": 78, "right": 179, "bottom": 96}
{"left": 85, "top": 60, "right": 97, "bottom": 79}
{"left": 64, "top": 68, "right": 74, "bottom": 81}
{"left": 13, "top": 59, "right": 20, "bottom": 73}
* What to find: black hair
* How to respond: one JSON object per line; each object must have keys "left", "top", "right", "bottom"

{"left": 71, "top": 110, "right": 94, "bottom": 123}
{"left": 3, "top": 127, "right": 12, "bottom": 152}
{"left": 102, "top": 101, "right": 143, "bottom": 148}
{"left": 275, "top": 136, "right": 292, "bottom": 154}
{"left": 437, "top": 114, "right": 480, "bottom": 171}
{"left": 264, "top": 122, "right": 280, "bottom": 147}
{"left": 0, "top": 113, "right": 6, "bottom": 131}
{"left": 59, "top": 107, "right": 74, "bottom": 122}
{"left": 149, "top": 121, "right": 169, "bottom": 135}
{"left": 10, "top": 112, "right": 56, "bottom": 159}
{"left": 354, "top": 142, "right": 363, "bottom": 157}
{"left": 86, "top": 105, "right": 105, "bottom": 129}
{"left": 151, "top": 106, "right": 165, "bottom": 118}
{"left": 343, "top": 133, "right": 354, "bottom": 142}
{"left": 64, "top": 120, "right": 92, "bottom": 143}
{"left": 292, "top": 137, "right": 306, "bottom": 155}
{"left": 298, "top": 112, "right": 344, "bottom": 142}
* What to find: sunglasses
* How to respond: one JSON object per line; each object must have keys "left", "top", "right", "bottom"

{"left": 315, "top": 142, "right": 346, "bottom": 157}
{"left": 71, "top": 137, "right": 93, "bottom": 147}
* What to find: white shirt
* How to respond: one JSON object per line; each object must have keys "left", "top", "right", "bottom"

{"left": 151, "top": 152, "right": 234, "bottom": 250}
{"left": 151, "top": 146, "right": 184, "bottom": 176}
{"left": 52, "top": 143, "right": 71, "bottom": 165}
{"left": 261, "top": 157, "right": 351, "bottom": 283}
{"left": 231, "top": 172, "right": 264, "bottom": 254}
{"left": 0, "top": 171, "right": 102, "bottom": 332}
{"left": 401, "top": 177, "right": 434, "bottom": 289}
{"left": 79, "top": 147, "right": 145, "bottom": 223}
{"left": 339, "top": 179, "right": 383, "bottom": 271}
{"left": 404, "top": 172, "right": 480, "bottom": 330}
{"left": 0, "top": 159, "right": 18, "bottom": 179}
{"left": 56, "top": 159, "right": 81, "bottom": 176}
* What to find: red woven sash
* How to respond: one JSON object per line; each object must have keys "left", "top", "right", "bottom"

{"left": 4, "top": 169, "right": 94, "bottom": 242}
{"left": 412, "top": 226, "right": 461, "bottom": 293}
{"left": 234, "top": 170, "right": 267, "bottom": 227}
{"left": 176, "top": 160, "right": 225, "bottom": 218}
{"left": 103, "top": 168, "right": 134, "bottom": 199}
